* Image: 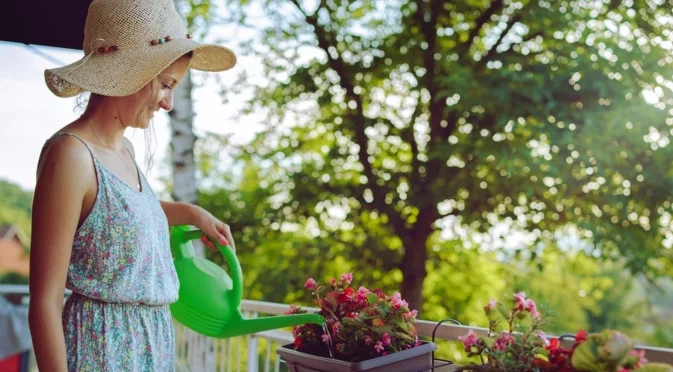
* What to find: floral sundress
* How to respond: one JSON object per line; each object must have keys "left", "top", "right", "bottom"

{"left": 42, "top": 133, "right": 179, "bottom": 371}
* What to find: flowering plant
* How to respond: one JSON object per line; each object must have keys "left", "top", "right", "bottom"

{"left": 284, "top": 273, "right": 422, "bottom": 362}
{"left": 457, "top": 293, "right": 673, "bottom": 372}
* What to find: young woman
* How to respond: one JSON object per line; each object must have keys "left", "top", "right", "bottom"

{"left": 29, "top": 0, "right": 237, "bottom": 370}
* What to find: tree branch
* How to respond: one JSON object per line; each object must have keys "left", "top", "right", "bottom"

{"left": 412, "top": 0, "right": 453, "bottom": 220}
{"left": 287, "top": 0, "right": 407, "bottom": 234}
{"left": 441, "top": 109, "right": 460, "bottom": 140}
{"left": 521, "top": 30, "right": 543, "bottom": 43}
{"left": 415, "top": 0, "right": 443, "bottom": 163}
{"left": 400, "top": 100, "right": 423, "bottom": 192}
{"left": 462, "top": 0, "right": 505, "bottom": 56}
{"left": 475, "top": 2, "right": 535, "bottom": 70}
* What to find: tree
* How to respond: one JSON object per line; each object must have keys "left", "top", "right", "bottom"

{"left": 170, "top": 0, "right": 199, "bottom": 207}
{"left": 169, "top": 0, "right": 219, "bottom": 256}
{"left": 0, "top": 179, "right": 33, "bottom": 237}
{"left": 216, "top": 0, "right": 673, "bottom": 311}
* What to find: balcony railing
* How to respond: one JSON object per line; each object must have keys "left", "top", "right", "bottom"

{"left": 2, "top": 284, "right": 672, "bottom": 371}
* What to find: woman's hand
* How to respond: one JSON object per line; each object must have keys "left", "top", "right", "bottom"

{"left": 191, "top": 206, "right": 236, "bottom": 251}
{"left": 159, "top": 201, "right": 236, "bottom": 251}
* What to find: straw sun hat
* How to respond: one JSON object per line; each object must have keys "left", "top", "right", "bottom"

{"left": 44, "top": 0, "right": 236, "bottom": 98}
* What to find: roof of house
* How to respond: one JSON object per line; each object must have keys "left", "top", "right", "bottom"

{"left": 0, "top": 224, "right": 29, "bottom": 247}
{"left": 0, "top": 225, "right": 13, "bottom": 238}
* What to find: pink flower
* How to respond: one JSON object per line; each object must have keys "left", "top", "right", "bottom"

{"left": 514, "top": 292, "right": 526, "bottom": 311}
{"left": 330, "top": 278, "right": 337, "bottom": 286}
{"left": 487, "top": 298, "right": 497, "bottom": 309}
{"left": 364, "top": 335, "right": 373, "bottom": 345}
{"left": 391, "top": 292, "right": 409, "bottom": 310}
{"left": 494, "top": 333, "right": 515, "bottom": 351}
{"left": 356, "top": 286, "right": 370, "bottom": 301}
{"left": 458, "top": 330, "right": 479, "bottom": 352}
{"left": 374, "top": 341, "right": 384, "bottom": 353}
{"left": 381, "top": 332, "right": 391, "bottom": 346}
{"left": 403, "top": 310, "right": 418, "bottom": 320}
{"left": 340, "top": 272, "right": 353, "bottom": 284}
{"left": 284, "top": 304, "right": 299, "bottom": 315}
{"left": 321, "top": 334, "right": 330, "bottom": 344}
{"left": 629, "top": 349, "right": 648, "bottom": 367}
{"left": 304, "top": 278, "right": 317, "bottom": 290}
{"left": 525, "top": 298, "right": 540, "bottom": 320}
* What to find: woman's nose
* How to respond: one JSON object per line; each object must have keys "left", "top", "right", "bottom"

{"left": 159, "top": 92, "right": 174, "bottom": 112}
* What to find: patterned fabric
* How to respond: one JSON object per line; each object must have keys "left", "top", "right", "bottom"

{"left": 42, "top": 133, "right": 179, "bottom": 371}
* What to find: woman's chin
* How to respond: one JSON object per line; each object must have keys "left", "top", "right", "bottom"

{"left": 135, "top": 116, "right": 153, "bottom": 129}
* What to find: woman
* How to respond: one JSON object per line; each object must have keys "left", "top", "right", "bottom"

{"left": 28, "top": 0, "right": 237, "bottom": 370}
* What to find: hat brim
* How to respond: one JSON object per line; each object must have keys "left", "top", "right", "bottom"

{"left": 45, "top": 38, "right": 236, "bottom": 98}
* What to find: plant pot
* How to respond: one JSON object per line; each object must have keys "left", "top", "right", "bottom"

{"left": 277, "top": 341, "right": 437, "bottom": 372}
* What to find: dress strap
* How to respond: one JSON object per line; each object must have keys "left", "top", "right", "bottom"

{"left": 37, "top": 132, "right": 98, "bottom": 178}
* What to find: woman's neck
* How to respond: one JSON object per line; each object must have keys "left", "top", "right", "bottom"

{"left": 79, "top": 95, "right": 128, "bottom": 150}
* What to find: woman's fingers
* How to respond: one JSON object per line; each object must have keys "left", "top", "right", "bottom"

{"left": 200, "top": 234, "right": 225, "bottom": 251}
{"left": 195, "top": 220, "right": 234, "bottom": 252}
{"left": 218, "top": 223, "right": 236, "bottom": 251}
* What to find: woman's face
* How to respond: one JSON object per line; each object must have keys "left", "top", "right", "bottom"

{"left": 118, "top": 56, "right": 191, "bottom": 129}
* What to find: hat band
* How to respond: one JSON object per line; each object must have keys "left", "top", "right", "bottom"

{"left": 65, "top": 34, "right": 194, "bottom": 75}
{"left": 149, "top": 33, "right": 192, "bottom": 46}
{"left": 88, "top": 34, "right": 193, "bottom": 54}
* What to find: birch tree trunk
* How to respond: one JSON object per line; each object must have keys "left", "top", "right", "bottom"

{"left": 169, "top": 70, "right": 197, "bottom": 205}
{"left": 169, "top": 0, "right": 203, "bottom": 257}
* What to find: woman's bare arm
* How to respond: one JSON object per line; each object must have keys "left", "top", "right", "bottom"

{"left": 121, "top": 136, "right": 236, "bottom": 250}
{"left": 29, "top": 136, "right": 95, "bottom": 372}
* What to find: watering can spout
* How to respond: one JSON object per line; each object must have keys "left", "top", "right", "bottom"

{"left": 217, "top": 313, "right": 325, "bottom": 339}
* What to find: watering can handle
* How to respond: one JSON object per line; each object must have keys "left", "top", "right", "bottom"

{"left": 173, "top": 226, "right": 243, "bottom": 309}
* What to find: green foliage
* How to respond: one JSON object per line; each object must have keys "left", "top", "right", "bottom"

{"left": 211, "top": 0, "right": 673, "bottom": 313}
{"left": 0, "top": 271, "right": 29, "bottom": 285}
{"left": 189, "top": 0, "right": 673, "bottom": 348}
{"left": 0, "top": 179, "right": 33, "bottom": 237}
{"left": 458, "top": 294, "right": 550, "bottom": 371}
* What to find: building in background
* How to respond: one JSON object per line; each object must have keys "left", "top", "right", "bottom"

{"left": 0, "top": 225, "right": 30, "bottom": 280}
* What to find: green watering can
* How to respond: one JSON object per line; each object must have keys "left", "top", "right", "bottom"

{"left": 169, "top": 225, "right": 324, "bottom": 338}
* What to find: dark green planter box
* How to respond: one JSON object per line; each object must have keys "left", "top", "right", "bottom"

{"left": 277, "top": 341, "right": 436, "bottom": 372}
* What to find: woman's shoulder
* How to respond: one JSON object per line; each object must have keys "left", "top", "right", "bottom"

{"left": 38, "top": 132, "right": 95, "bottom": 179}
{"left": 42, "top": 132, "right": 92, "bottom": 160}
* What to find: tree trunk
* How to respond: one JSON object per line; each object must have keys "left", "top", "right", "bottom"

{"left": 399, "top": 231, "right": 430, "bottom": 313}
{"left": 168, "top": 70, "right": 197, "bottom": 204}
{"left": 169, "top": 0, "right": 203, "bottom": 256}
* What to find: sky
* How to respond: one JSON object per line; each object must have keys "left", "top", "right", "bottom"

{"left": 0, "top": 31, "right": 263, "bottom": 194}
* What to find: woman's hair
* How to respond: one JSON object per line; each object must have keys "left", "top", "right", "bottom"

{"left": 74, "top": 51, "right": 195, "bottom": 174}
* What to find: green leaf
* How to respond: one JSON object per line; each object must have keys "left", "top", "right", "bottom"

{"left": 497, "top": 303, "right": 511, "bottom": 321}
